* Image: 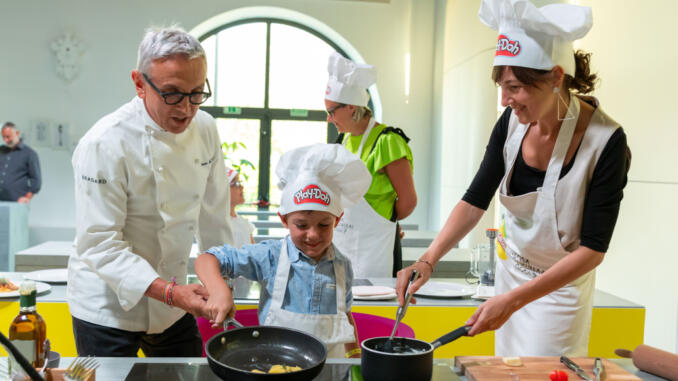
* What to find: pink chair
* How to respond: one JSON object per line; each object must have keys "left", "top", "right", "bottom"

{"left": 352, "top": 312, "right": 415, "bottom": 343}
{"left": 197, "top": 308, "right": 260, "bottom": 357}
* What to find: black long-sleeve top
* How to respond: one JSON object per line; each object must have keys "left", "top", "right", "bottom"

{"left": 462, "top": 107, "right": 628, "bottom": 253}
{"left": 0, "top": 142, "right": 42, "bottom": 201}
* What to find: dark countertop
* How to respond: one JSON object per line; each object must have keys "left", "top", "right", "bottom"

{"left": 9, "top": 357, "right": 663, "bottom": 381}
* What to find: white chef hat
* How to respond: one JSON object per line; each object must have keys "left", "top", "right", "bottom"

{"left": 478, "top": 0, "right": 592, "bottom": 76}
{"left": 276, "top": 143, "right": 371, "bottom": 217}
{"left": 325, "top": 52, "right": 376, "bottom": 107}
{"left": 226, "top": 167, "right": 238, "bottom": 184}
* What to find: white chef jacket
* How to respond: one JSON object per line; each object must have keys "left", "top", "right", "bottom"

{"left": 68, "top": 96, "right": 233, "bottom": 333}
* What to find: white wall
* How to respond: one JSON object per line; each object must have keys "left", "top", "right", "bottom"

{"left": 0, "top": 0, "right": 436, "bottom": 243}
{"left": 573, "top": 0, "right": 678, "bottom": 353}
{"left": 430, "top": 0, "right": 497, "bottom": 248}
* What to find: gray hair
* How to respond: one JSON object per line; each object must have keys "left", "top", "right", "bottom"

{"left": 136, "top": 25, "right": 206, "bottom": 73}
{"left": 352, "top": 106, "right": 373, "bottom": 123}
{"left": 2, "top": 122, "right": 16, "bottom": 131}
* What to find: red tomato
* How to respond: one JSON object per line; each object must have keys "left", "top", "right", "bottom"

{"left": 549, "top": 369, "right": 568, "bottom": 381}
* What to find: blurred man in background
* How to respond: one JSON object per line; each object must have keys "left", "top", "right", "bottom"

{"left": 0, "top": 122, "right": 41, "bottom": 203}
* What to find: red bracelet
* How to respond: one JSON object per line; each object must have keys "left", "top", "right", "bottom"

{"left": 416, "top": 259, "right": 434, "bottom": 273}
{"left": 163, "top": 276, "right": 177, "bottom": 306}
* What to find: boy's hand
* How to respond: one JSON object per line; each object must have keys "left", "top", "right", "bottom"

{"left": 204, "top": 283, "right": 235, "bottom": 329}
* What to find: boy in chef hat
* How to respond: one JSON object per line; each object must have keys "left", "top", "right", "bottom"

{"left": 195, "top": 143, "right": 371, "bottom": 359}
{"left": 226, "top": 167, "right": 255, "bottom": 248}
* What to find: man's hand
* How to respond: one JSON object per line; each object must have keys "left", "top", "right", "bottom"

{"left": 17, "top": 192, "right": 33, "bottom": 204}
{"left": 171, "top": 283, "right": 211, "bottom": 317}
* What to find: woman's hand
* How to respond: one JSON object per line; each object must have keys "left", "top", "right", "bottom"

{"left": 204, "top": 282, "right": 235, "bottom": 329}
{"left": 395, "top": 261, "right": 433, "bottom": 306}
{"left": 465, "top": 292, "right": 520, "bottom": 336}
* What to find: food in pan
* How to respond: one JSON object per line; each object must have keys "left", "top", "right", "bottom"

{"left": 0, "top": 277, "right": 19, "bottom": 292}
{"left": 251, "top": 364, "right": 303, "bottom": 374}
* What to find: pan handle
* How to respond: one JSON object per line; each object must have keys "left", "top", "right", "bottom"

{"left": 223, "top": 316, "right": 244, "bottom": 330}
{"left": 430, "top": 325, "right": 471, "bottom": 349}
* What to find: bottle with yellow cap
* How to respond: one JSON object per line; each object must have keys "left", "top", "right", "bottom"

{"left": 9, "top": 280, "right": 46, "bottom": 368}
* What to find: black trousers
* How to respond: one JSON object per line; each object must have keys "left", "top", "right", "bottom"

{"left": 392, "top": 222, "right": 403, "bottom": 277}
{"left": 72, "top": 313, "right": 202, "bottom": 357}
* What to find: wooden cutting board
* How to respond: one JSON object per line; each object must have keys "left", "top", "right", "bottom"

{"left": 455, "top": 356, "right": 641, "bottom": 381}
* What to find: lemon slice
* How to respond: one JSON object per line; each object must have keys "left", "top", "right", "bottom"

{"left": 502, "top": 356, "right": 522, "bottom": 366}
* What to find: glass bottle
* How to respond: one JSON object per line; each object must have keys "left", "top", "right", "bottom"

{"left": 9, "top": 280, "right": 46, "bottom": 368}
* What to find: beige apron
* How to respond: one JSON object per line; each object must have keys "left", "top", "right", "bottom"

{"left": 495, "top": 95, "right": 617, "bottom": 356}
{"left": 263, "top": 239, "right": 355, "bottom": 358}
{"left": 333, "top": 118, "right": 396, "bottom": 278}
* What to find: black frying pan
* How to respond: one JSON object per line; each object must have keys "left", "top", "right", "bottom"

{"left": 360, "top": 325, "right": 471, "bottom": 381}
{"left": 205, "top": 318, "right": 327, "bottom": 380}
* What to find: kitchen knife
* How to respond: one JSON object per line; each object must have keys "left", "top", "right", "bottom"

{"left": 593, "top": 357, "right": 604, "bottom": 381}
{"left": 560, "top": 356, "right": 593, "bottom": 381}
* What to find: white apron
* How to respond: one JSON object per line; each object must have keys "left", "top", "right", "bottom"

{"left": 495, "top": 96, "right": 612, "bottom": 357}
{"left": 333, "top": 118, "right": 397, "bottom": 278}
{"left": 263, "top": 239, "right": 355, "bottom": 358}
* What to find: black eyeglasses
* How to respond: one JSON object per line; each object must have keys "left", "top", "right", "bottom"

{"left": 326, "top": 103, "right": 346, "bottom": 117}
{"left": 142, "top": 73, "right": 212, "bottom": 105}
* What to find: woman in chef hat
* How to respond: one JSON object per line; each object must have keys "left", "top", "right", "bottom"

{"left": 396, "top": 0, "right": 631, "bottom": 357}
{"left": 325, "top": 52, "right": 417, "bottom": 279}
{"left": 195, "top": 143, "right": 371, "bottom": 358}
{"left": 226, "top": 167, "right": 255, "bottom": 248}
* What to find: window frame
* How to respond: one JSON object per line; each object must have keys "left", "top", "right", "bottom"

{"left": 199, "top": 17, "right": 373, "bottom": 208}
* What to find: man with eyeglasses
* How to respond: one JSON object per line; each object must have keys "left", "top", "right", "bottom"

{"left": 69, "top": 26, "right": 234, "bottom": 357}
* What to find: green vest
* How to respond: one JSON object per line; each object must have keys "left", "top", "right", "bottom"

{"left": 342, "top": 123, "right": 413, "bottom": 220}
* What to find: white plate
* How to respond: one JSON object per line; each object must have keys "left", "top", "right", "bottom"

{"left": 353, "top": 293, "right": 397, "bottom": 301}
{"left": 413, "top": 281, "right": 475, "bottom": 298}
{"left": 352, "top": 285, "right": 395, "bottom": 297}
{"left": 0, "top": 280, "right": 51, "bottom": 298}
{"left": 23, "top": 268, "right": 68, "bottom": 283}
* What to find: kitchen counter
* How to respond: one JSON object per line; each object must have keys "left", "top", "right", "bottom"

{"left": 15, "top": 241, "right": 472, "bottom": 277}
{"left": 0, "top": 357, "right": 664, "bottom": 381}
{"left": 0, "top": 273, "right": 645, "bottom": 360}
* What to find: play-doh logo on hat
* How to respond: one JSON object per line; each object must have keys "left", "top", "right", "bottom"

{"left": 294, "top": 184, "right": 331, "bottom": 206}
{"left": 325, "top": 85, "right": 332, "bottom": 95}
{"left": 496, "top": 34, "right": 521, "bottom": 57}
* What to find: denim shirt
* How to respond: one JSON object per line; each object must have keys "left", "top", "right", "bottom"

{"left": 205, "top": 236, "right": 353, "bottom": 323}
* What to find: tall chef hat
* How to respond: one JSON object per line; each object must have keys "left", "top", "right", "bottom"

{"left": 478, "top": 0, "right": 592, "bottom": 76}
{"left": 276, "top": 143, "right": 371, "bottom": 217}
{"left": 226, "top": 167, "right": 238, "bottom": 184}
{"left": 325, "top": 52, "right": 376, "bottom": 107}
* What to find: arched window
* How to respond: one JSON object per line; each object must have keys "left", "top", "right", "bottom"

{"left": 199, "top": 19, "right": 374, "bottom": 209}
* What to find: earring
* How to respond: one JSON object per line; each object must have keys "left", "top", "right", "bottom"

{"left": 556, "top": 88, "right": 575, "bottom": 121}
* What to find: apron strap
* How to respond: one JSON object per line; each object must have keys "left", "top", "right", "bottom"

{"left": 541, "top": 95, "right": 580, "bottom": 194}
{"left": 269, "top": 237, "right": 347, "bottom": 314}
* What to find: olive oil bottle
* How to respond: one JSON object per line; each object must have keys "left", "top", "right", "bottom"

{"left": 9, "top": 281, "right": 46, "bottom": 367}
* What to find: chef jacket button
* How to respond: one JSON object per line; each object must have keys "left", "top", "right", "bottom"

{"left": 158, "top": 166, "right": 164, "bottom": 172}
{"left": 160, "top": 201, "right": 167, "bottom": 210}
{"left": 194, "top": 158, "right": 199, "bottom": 164}
{"left": 188, "top": 225, "right": 194, "bottom": 231}
{"left": 180, "top": 260, "right": 187, "bottom": 266}
{"left": 193, "top": 194, "right": 199, "bottom": 200}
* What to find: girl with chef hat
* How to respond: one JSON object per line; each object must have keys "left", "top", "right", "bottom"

{"left": 195, "top": 143, "right": 371, "bottom": 358}
{"left": 325, "top": 52, "right": 417, "bottom": 279}
{"left": 226, "top": 167, "right": 255, "bottom": 248}
{"left": 396, "top": 0, "right": 630, "bottom": 357}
